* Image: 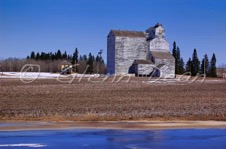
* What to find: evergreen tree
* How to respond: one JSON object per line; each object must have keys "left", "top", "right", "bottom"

{"left": 71, "top": 48, "right": 79, "bottom": 72}
{"left": 186, "top": 58, "right": 192, "bottom": 73}
{"left": 67, "top": 55, "right": 72, "bottom": 60}
{"left": 50, "top": 52, "right": 55, "bottom": 60}
{"left": 201, "top": 54, "right": 209, "bottom": 76}
{"left": 96, "top": 55, "right": 100, "bottom": 62}
{"left": 172, "top": 41, "right": 177, "bottom": 59}
{"left": 101, "top": 59, "right": 105, "bottom": 64}
{"left": 30, "top": 51, "right": 35, "bottom": 59}
{"left": 45, "top": 53, "right": 50, "bottom": 60}
{"left": 54, "top": 52, "right": 57, "bottom": 59}
{"left": 172, "top": 41, "right": 184, "bottom": 74}
{"left": 56, "top": 50, "right": 62, "bottom": 59}
{"left": 178, "top": 57, "right": 185, "bottom": 74}
{"left": 86, "top": 53, "right": 94, "bottom": 74}
{"left": 40, "top": 52, "right": 45, "bottom": 60}
{"left": 172, "top": 41, "right": 178, "bottom": 73}
{"left": 209, "top": 53, "right": 217, "bottom": 77}
{"left": 62, "top": 51, "right": 67, "bottom": 59}
{"left": 191, "top": 49, "right": 200, "bottom": 76}
{"left": 83, "top": 54, "right": 87, "bottom": 61}
{"left": 79, "top": 55, "right": 83, "bottom": 61}
{"left": 35, "top": 52, "right": 40, "bottom": 60}
{"left": 176, "top": 47, "right": 181, "bottom": 74}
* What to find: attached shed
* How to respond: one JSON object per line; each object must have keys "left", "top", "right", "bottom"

{"left": 132, "top": 60, "right": 155, "bottom": 76}
{"left": 149, "top": 51, "right": 175, "bottom": 78}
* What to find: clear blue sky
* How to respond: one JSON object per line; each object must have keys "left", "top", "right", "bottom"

{"left": 0, "top": 0, "right": 226, "bottom": 66}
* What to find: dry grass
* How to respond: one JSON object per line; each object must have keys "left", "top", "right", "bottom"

{"left": 0, "top": 77, "right": 226, "bottom": 121}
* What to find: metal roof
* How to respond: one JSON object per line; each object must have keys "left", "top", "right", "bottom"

{"left": 150, "top": 51, "right": 175, "bottom": 59}
{"left": 109, "top": 30, "right": 146, "bottom": 38}
{"left": 133, "top": 59, "right": 154, "bottom": 65}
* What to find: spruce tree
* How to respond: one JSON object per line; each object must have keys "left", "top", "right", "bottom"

{"left": 40, "top": 52, "right": 45, "bottom": 60}
{"left": 96, "top": 55, "right": 100, "bottom": 62}
{"left": 46, "top": 53, "right": 50, "bottom": 60}
{"left": 178, "top": 57, "right": 185, "bottom": 74}
{"left": 172, "top": 41, "right": 177, "bottom": 59}
{"left": 62, "top": 51, "right": 67, "bottom": 59}
{"left": 35, "top": 52, "right": 40, "bottom": 60}
{"left": 176, "top": 47, "right": 181, "bottom": 74}
{"left": 30, "top": 51, "right": 35, "bottom": 59}
{"left": 201, "top": 54, "right": 209, "bottom": 76}
{"left": 56, "top": 50, "right": 62, "bottom": 59}
{"left": 210, "top": 53, "right": 217, "bottom": 77}
{"left": 67, "top": 55, "right": 72, "bottom": 60}
{"left": 201, "top": 58, "right": 205, "bottom": 74}
{"left": 71, "top": 48, "right": 79, "bottom": 72}
{"left": 172, "top": 41, "right": 178, "bottom": 74}
{"left": 172, "top": 41, "right": 184, "bottom": 74}
{"left": 83, "top": 54, "right": 87, "bottom": 61}
{"left": 191, "top": 49, "right": 200, "bottom": 76}
{"left": 186, "top": 58, "right": 192, "bottom": 73}
{"left": 79, "top": 55, "right": 83, "bottom": 61}
{"left": 86, "top": 53, "right": 94, "bottom": 74}
{"left": 50, "top": 52, "right": 55, "bottom": 60}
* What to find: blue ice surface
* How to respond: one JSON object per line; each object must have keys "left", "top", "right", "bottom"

{"left": 0, "top": 122, "right": 52, "bottom": 127}
{"left": 0, "top": 128, "right": 226, "bottom": 149}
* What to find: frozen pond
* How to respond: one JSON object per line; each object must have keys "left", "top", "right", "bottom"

{"left": 0, "top": 128, "right": 226, "bottom": 149}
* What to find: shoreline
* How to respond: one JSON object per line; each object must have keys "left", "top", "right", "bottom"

{"left": 1, "top": 120, "right": 226, "bottom": 131}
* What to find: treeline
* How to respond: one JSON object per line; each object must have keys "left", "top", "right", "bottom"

{"left": 0, "top": 58, "right": 29, "bottom": 72}
{"left": 26, "top": 50, "right": 71, "bottom": 61}
{"left": 70, "top": 48, "right": 105, "bottom": 74}
{"left": 0, "top": 43, "right": 218, "bottom": 77}
{"left": 172, "top": 41, "right": 217, "bottom": 77}
{"left": 0, "top": 48, "right": 106, "bottom": 74}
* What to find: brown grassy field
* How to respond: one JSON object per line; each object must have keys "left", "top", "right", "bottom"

{"left": 0, "top": 77, "right": 226, "bottom": 121}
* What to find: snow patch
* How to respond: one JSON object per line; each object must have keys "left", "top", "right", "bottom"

{"left": 0, "top": 72, "right": 96, "bottom": 79}
{"left": 0, "top": 143, "right": 47, "bottom": 148}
